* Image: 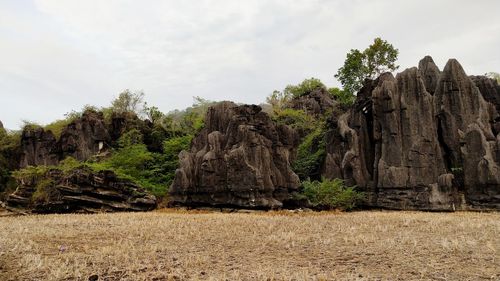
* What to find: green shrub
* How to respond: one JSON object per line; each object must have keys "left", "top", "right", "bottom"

{"left": 163, "top": 135, "right": 192, "bottom": 156}
{"left": 12, "top": 165, "right": 51, "bottom": 183}
{"left": 272, "top": 108, "right": 314, "bottom": 131}
{"left": 293, "top": 125, "right": 326, "bottom": 180}
{"left": 118, "top": 129, "right": 144, "bottom": 148}
{"left": 284, "top": 78, "right": 326, "bottom": 98}
{"left": 328, "top": 87, "right": 355, "bottom": 106}
{"left": 301, "top": 178, "right": 364, "bottom": 210}
{"left": 58, "top": 157, "right": 85, "bottom": 173}
{"left": 32, "top": 178, "right": 56, "bottom": 203}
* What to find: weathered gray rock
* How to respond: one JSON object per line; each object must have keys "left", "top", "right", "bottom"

{"left": 59, "top": 110, "right": 110, "bottom": 160}
{"left": 6, "top": 167, "right": 157, "bottom": 213}
{"left": 418, "top": 55, "right": 441, "bottom": 95}
{"left": 19, "top": 127, "right": 59, "bottom": 168}
{"left": 471, "top": 75, "right": 500, "bottom": 112}
{"left": 170, "top": 101, "right": 300, "bottom": 209}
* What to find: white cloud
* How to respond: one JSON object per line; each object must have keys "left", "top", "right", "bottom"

{"left": 0, "top": 0, "right": 499, "bottom": 129}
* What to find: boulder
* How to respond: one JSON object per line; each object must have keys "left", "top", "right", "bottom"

{"left": 6, "top": 167, "right": 157, "bottom": 213}
{"left": 170, "top": 101, "right": 300, "bottom": 209}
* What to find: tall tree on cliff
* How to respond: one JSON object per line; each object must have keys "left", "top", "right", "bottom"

{"left": 335, "top": 37, "right": 399, "bottom": 95}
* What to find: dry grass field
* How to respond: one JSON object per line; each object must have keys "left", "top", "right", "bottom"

{"left": 0, "top": 210, "right": 499, "bottom": 281}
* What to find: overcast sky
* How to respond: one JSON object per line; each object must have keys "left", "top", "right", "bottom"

{"left": 1, "top": 0, "right": 499, "bottom": 129}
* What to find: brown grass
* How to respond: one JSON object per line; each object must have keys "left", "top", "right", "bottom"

{"left": 0, "top": 210, "right": 499, "bottom": 281}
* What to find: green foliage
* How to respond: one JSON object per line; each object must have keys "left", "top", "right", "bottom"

{"left": 293, "top": 125, "right": 326, "bottom": 180}
{"left": 0, "top": 131, "right": 21, "bottom": 192}
{"left": 21, "top": 120, "right": 42, "bottom": 131}
{"left": 144, "top": 104, "right": 164, "bottom": 124}
{"left": 164, "top": 96, "right": 215, "bottom": 136}
{"left": 117, "top": 129, "right": 144, "bottom": 148}
{"left": 44, "top": 118, "right": 73, "bottom": 140}
{"left": 284, "top": 78, "right": 326, "bottom": 98}
{"left": 32, "top": 178, "right": 56, "bottom": 203}
{"left": 486, "top": 72, "right": 500, "bottom": 84}
{"left": 111, "top": 89, "right": 146, "bottom": 115}
{"left": 58, "top": 157, "right": 85, "bottom": 173}
{"left": 301, "top": 178, "right": 364, "bottom": 210}
{"left": 272, "top": 108, "right": 314, "bottom": 131}
{"left": 12, "top": 165, "right": 51, "bottom": 183}
{"left": 267, "top": 78, "right": 327, "bottom": 117}
{"left": 266, "top": 90, "right": 293, "bottom": 114}
{"left": 163, "top": 135, "right": 193, "bottom": 158}
{"left": 328, "top": 87, "right": 355, "bottom": 107}
{"left": 335, "top": 37, "right": 399, "bottom": 94}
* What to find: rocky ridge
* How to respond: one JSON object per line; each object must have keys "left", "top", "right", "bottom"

{"left": 6, "top": 167, "right": 157, "bottom": 213}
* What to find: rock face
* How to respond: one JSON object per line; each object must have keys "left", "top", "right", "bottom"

{"left": 170, "top": 101, "right": 300, "bottom": 209}
{"left": 6, "top": 167, "right": 157, "bottom": 213}
{"left": 471, "top": 75, "right": 500, "bottom": 112}
{"left": 19, "top": 127, "right": 60, "bottom": 168}
{"left": 286, "top": 87, "right": 336, "bottom": 116}
{"left": 323, "top": 57, "right": 500, "bottom": 210}
{"left": 59, "top": 110, "right": 110, "bottom": 161}
{"left": 19, "top": 110, "right": 150, "bottom": 168}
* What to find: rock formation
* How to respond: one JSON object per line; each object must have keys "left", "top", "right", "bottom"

{"left": 18, "top": 110, "right": 151, "bottom": 168}
{"left": 286, "top": 87, "right": 336, "bottom": 116}
{"left": 170, "top": 101, "right": 300, "bottom": 209}
{"left": 323, "top": 56, "right": 500, "bottom": 210}
{"left": 6, "top": 167, "right": 157, "bottom": 213}
{"left": 59, "top": 110, "right": 110, "bottom": 161}
{"left": 19, "top": 127, "right": 60, "bottom": 168}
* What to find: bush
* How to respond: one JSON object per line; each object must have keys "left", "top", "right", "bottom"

{"left": 293, "top": 125, "right": 326, "bottom": 180}
{"left": 284, "top": 78, "right": 326, "bottom": 98}
{"left": 328, "top": 87, "right": 355, "bottom": 107}
{"left": 118, "top": 129, "right": 144, "bottom": 148}
{"left": 12, "top": 165, "right": 51, "bottom": 183}
{"left": 272, "top": 108, "right": 314, "bottom": 131}
{"left": 301, "top": 178, "right": 364, "bottom": 210}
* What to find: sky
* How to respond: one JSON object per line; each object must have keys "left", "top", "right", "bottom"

{"left": 1, "top": 0, "right": 499, "bottom": 130}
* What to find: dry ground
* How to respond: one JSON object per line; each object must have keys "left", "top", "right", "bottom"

{"left": 0, "top": 210, "right": 499, "bottom": 281}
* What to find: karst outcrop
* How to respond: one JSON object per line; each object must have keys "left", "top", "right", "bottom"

{"left": 18, "top": 110, "right": 154, "bottom": 168}
{"left": 58, "top": 110, "right": 110, "bottom": 161}
{"left": 169, "top": 101, "right": 301, "bottom": 209}
{"left": 6, "top": 167, "right": 157, "bottom": 213}
{"left": 323, "top": 56, "right": 500, "bottom": 210}
{"left": 286, "top": 87, "right": 336, "bottom": 116}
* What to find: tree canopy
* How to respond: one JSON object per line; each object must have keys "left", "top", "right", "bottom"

{"left": 335, "top": 37, "right": 399, "bottom": 95}
{"left": 486, "top": 72, "right": 500, "bottom": 84}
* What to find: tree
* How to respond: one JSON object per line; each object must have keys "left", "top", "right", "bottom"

{"left": 486, "top": 72, "right": 500, "bottom": 84}
{"left": 335, "top": 37, "right": 399, "bottom": 95}
{"left": 144, "top": 104, "right": 164, "bottom": 124}
{"left": 111, "top": 89, "right": 145, "bottom": 114}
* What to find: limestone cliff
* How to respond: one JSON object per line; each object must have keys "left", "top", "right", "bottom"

{"left": 170, "top": 102, "right": 300, "bottom": 209}
{"left": 323, "top": 57, "right": 500, "bottom": 210}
